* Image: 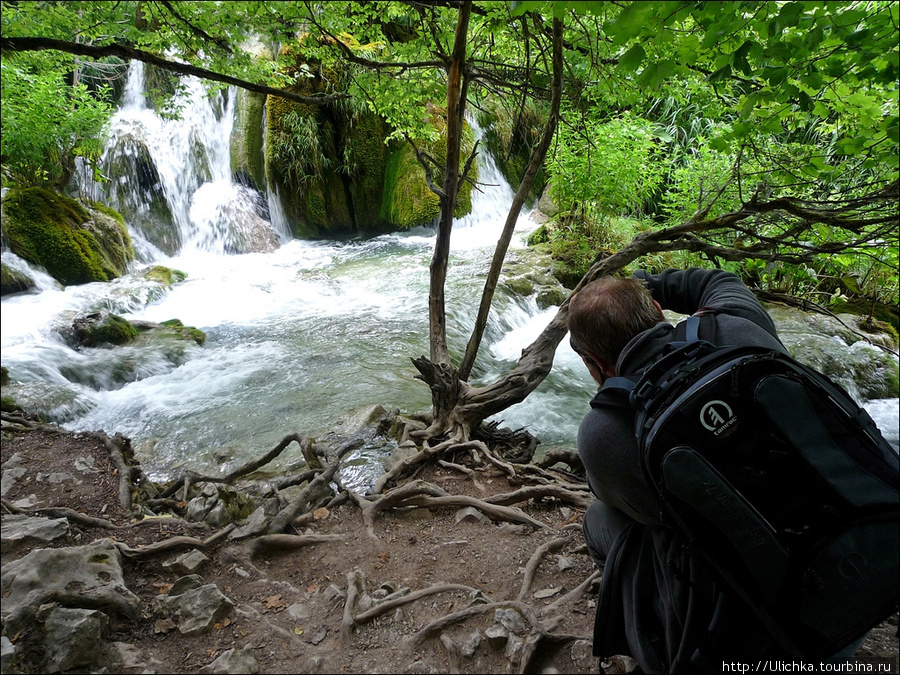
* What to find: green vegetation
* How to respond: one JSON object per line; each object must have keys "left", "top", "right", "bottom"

{"left": 143, "top": 266, "right": 187, "bottom": 288}
{"left": 159, "top": 319, "right": 207, "bottom": 346}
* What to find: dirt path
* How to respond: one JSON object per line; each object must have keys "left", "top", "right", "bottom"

{"left": 1, "top": 418, "right": 897, "bottom": 674}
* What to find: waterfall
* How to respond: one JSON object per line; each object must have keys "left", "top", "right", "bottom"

{"left": 2, "top": 64, "right": 897, "bottom": 489}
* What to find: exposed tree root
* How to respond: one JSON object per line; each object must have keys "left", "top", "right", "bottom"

{"left": 1, "top": 499, "right": 119, "bottom": 530}
{"left": 113, "top": 524, "right": 235, "bottom": 558}
{"left": 246, "top": 533, "right": 344, "bottom": 557}
{"left": 540, "top": 569, "right": 601, "bottom": 618}
{"left": 517, "top": 537, "right": 568, "bottom": 601}
{"left": 402, "top": 600, "right": 541, "bottom": 649}
{"left": 487, "top": 484, "right": 593, "bottom": 509}
{"left": 267, "top": 440, "right": 364, "bottom": 533}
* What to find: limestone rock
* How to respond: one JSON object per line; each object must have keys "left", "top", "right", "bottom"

{"left": 0, "top": 514, "right": 68, "bottom": 550}
{"left": 0, "top": 538, "right": 140, "bottom": 626}
{"left": 162, "top": 549, "right": 210, "bottom": 575}
{"left": 200, "top": 645, "right": 259, "bottom": 674}
{"left": 43, "top": 607, "right": 109, "bottom": 673}
{"left": 155, "top": 581, "right": 234, "bottom": 635}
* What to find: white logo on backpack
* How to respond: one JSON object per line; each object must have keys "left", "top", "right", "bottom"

{"left": 700, "top": 400, "right": 737, "bottom": 436}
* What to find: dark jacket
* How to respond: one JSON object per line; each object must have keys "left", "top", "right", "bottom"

{"left": 577, "top": 268, "right": 787, "bottom": 525}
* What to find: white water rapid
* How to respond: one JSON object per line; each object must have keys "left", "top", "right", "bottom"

{"left": 2, "top": 64, "right": 898, "bottom": 488}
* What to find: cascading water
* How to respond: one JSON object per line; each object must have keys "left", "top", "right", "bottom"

{"left": 2, "top": 64, "right": 898, "bottom": 490}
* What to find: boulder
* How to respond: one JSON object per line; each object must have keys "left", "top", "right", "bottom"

{"left": 0, "top": 539, "right": 140, "bottom": 623}
{"left": 1, "top": 187, "right": 134, "bottom": 286}
{"left": 0, "top": 514, "right": 69, "bottom": 551}
{"left": 155, "top": 578, "right": 235, "bottom": 635}
{"left": 43, "top": 607, "right": 109, "bottom": 673}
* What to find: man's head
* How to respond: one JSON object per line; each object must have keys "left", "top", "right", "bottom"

{"left": 568, "top": 276, "right": 664, "bottom": 384}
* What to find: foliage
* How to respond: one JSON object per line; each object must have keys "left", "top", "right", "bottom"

{"left": 550, "top": 113, "right": 670, "bottom": 217}
{"left": 1, "top": 53, "right": 112, "bottom": 187}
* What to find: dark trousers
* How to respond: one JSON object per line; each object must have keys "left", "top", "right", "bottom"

{"left": 582, "top": 500, "right": 635, "bottom": 570}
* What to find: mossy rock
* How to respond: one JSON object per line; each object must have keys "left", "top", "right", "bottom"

{"left": 379, "top": 114, "right": 478, "bottom": 229}
{"left": 73, "top": 311, "right": 139, "bottom": 348}
{"left": 1, "top": 395, "right": 22, "bottom": 413}
{"left": 231, "top": 89, "right": 268, "bottom": 191}
{"left": 475, "top": 97, "right": 548, "bottom": 204}
{"left": 143, "top": 265, "right": 188, "bottom": 288}
{"left": 159, "top": 319, "right": 207, "bottom": 346}
{"left": 829, "top": 298, "right": 899, "bottom": 335}
{"left": 1, "top": 366, "right": 9, "bottom": 386}
{"left": 1, "top": 262, "right": 35, "bottom": 296}
{"left": 1, "top": 188, "right": 134, "bottom": 286}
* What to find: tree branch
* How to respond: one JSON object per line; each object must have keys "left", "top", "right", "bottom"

{"left": 1, "top": 36, "right": 348, "bottom": 106}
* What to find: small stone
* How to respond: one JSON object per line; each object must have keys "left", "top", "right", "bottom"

{"left": 534, "top": 586, "right": 562, "bottom": 599}
{"left": 494, "top": 607, "right": 527, "bottom": 634}
{"left": 199, "top": 645, "right": 259, "bottom": 674}
{"left": 556, "top": 555, "right": 577, "bottom": 572}
{"left": 454, "top": 506, "right": 487, "bottom": 525}
{"left": 163, "top": 549, "right": 209, "bottom": 575}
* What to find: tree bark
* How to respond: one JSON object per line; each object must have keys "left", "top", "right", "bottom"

{"left": 427, "top": 0, "right": 472, "bottom": 367}
{"left": 457, "top": 16, "right": 564, "bottom": 382}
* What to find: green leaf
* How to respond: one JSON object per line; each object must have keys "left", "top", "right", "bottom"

{"left": 618, "top": 44, "right": 646, "bottom": 73}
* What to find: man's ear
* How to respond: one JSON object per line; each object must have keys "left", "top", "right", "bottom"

{"left": 653, "top": 300, "right": 664, "bottom": 319}
{"left": 585, "top": 350, "right": 617, "bottom": 379}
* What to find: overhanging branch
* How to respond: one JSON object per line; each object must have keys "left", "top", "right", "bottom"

{"left": 1, "top": 36, "right": 348, "bottom": 106}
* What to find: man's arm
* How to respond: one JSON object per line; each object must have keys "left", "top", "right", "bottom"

{"left": 633, "top": 268, "right": 781, "bottom": 340}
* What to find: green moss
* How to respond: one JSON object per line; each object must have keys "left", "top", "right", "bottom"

{"left": 231, "top": 89, "right": 268, "bottom": 190}
{"left": 143, "top": 265, "right": 187, "bottom": 288}
{"left": 160, "top": 319, "right": 207, "bottom": 345}
{"left": 379, "top": 118, "right": 478, "bottom": 229}
{"left": 829, "top": 298, "right": 899, "bottom": 334}
{"left": 1, "top": 188, "right": 133, "bottom": 286}
{"left": 1, "top": 395, "right": 22, "bottom": 413}
{"left": 77, "top": 313, "right": 139, "bottom": 347}
{"left": 1, "top": 366, "right": 9, "bottom": 386}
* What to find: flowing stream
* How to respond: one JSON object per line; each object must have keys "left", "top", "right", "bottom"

{"left": 2, "top": 64, "right": 897, "bottom": 488}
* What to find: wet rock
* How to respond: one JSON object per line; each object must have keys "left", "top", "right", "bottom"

{"left": 0, "top": 514, "right": 69, "bottom": 550}
{"left": 43, "top": 607, "right": 109, "bottom": 673}
{"left": 200, "top": 645, "right": 259, "bottom": 674}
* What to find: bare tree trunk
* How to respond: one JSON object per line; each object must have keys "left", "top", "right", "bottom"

{"left": 457, "top": 17, "right": 564, "bottom": 383}
{"left": 427, "top": 0, "right": 472, "bottom": 367}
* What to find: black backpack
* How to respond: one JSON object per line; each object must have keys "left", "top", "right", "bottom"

{"left": 600, "top": 312, "right": 900, "bottom": 659}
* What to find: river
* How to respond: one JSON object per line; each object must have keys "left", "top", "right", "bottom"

{"left": 1, "top": 63, "right": 897, "bottom": 488}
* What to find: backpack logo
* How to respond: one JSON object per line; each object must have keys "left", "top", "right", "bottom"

{"left": 700, "top": 400, "right": 738, "bottom": 436}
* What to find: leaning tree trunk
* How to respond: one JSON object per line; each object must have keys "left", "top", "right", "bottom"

{"left": 413, "top": 14, "right": 563, "bottom": 443}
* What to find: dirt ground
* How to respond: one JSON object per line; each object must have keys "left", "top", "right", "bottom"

{"left": 1, "top": 419, "right": 897, "bottom": 674}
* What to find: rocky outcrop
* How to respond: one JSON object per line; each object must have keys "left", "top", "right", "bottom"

{"left": 1, "top": 188, "right": 134, "bottom": 287}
